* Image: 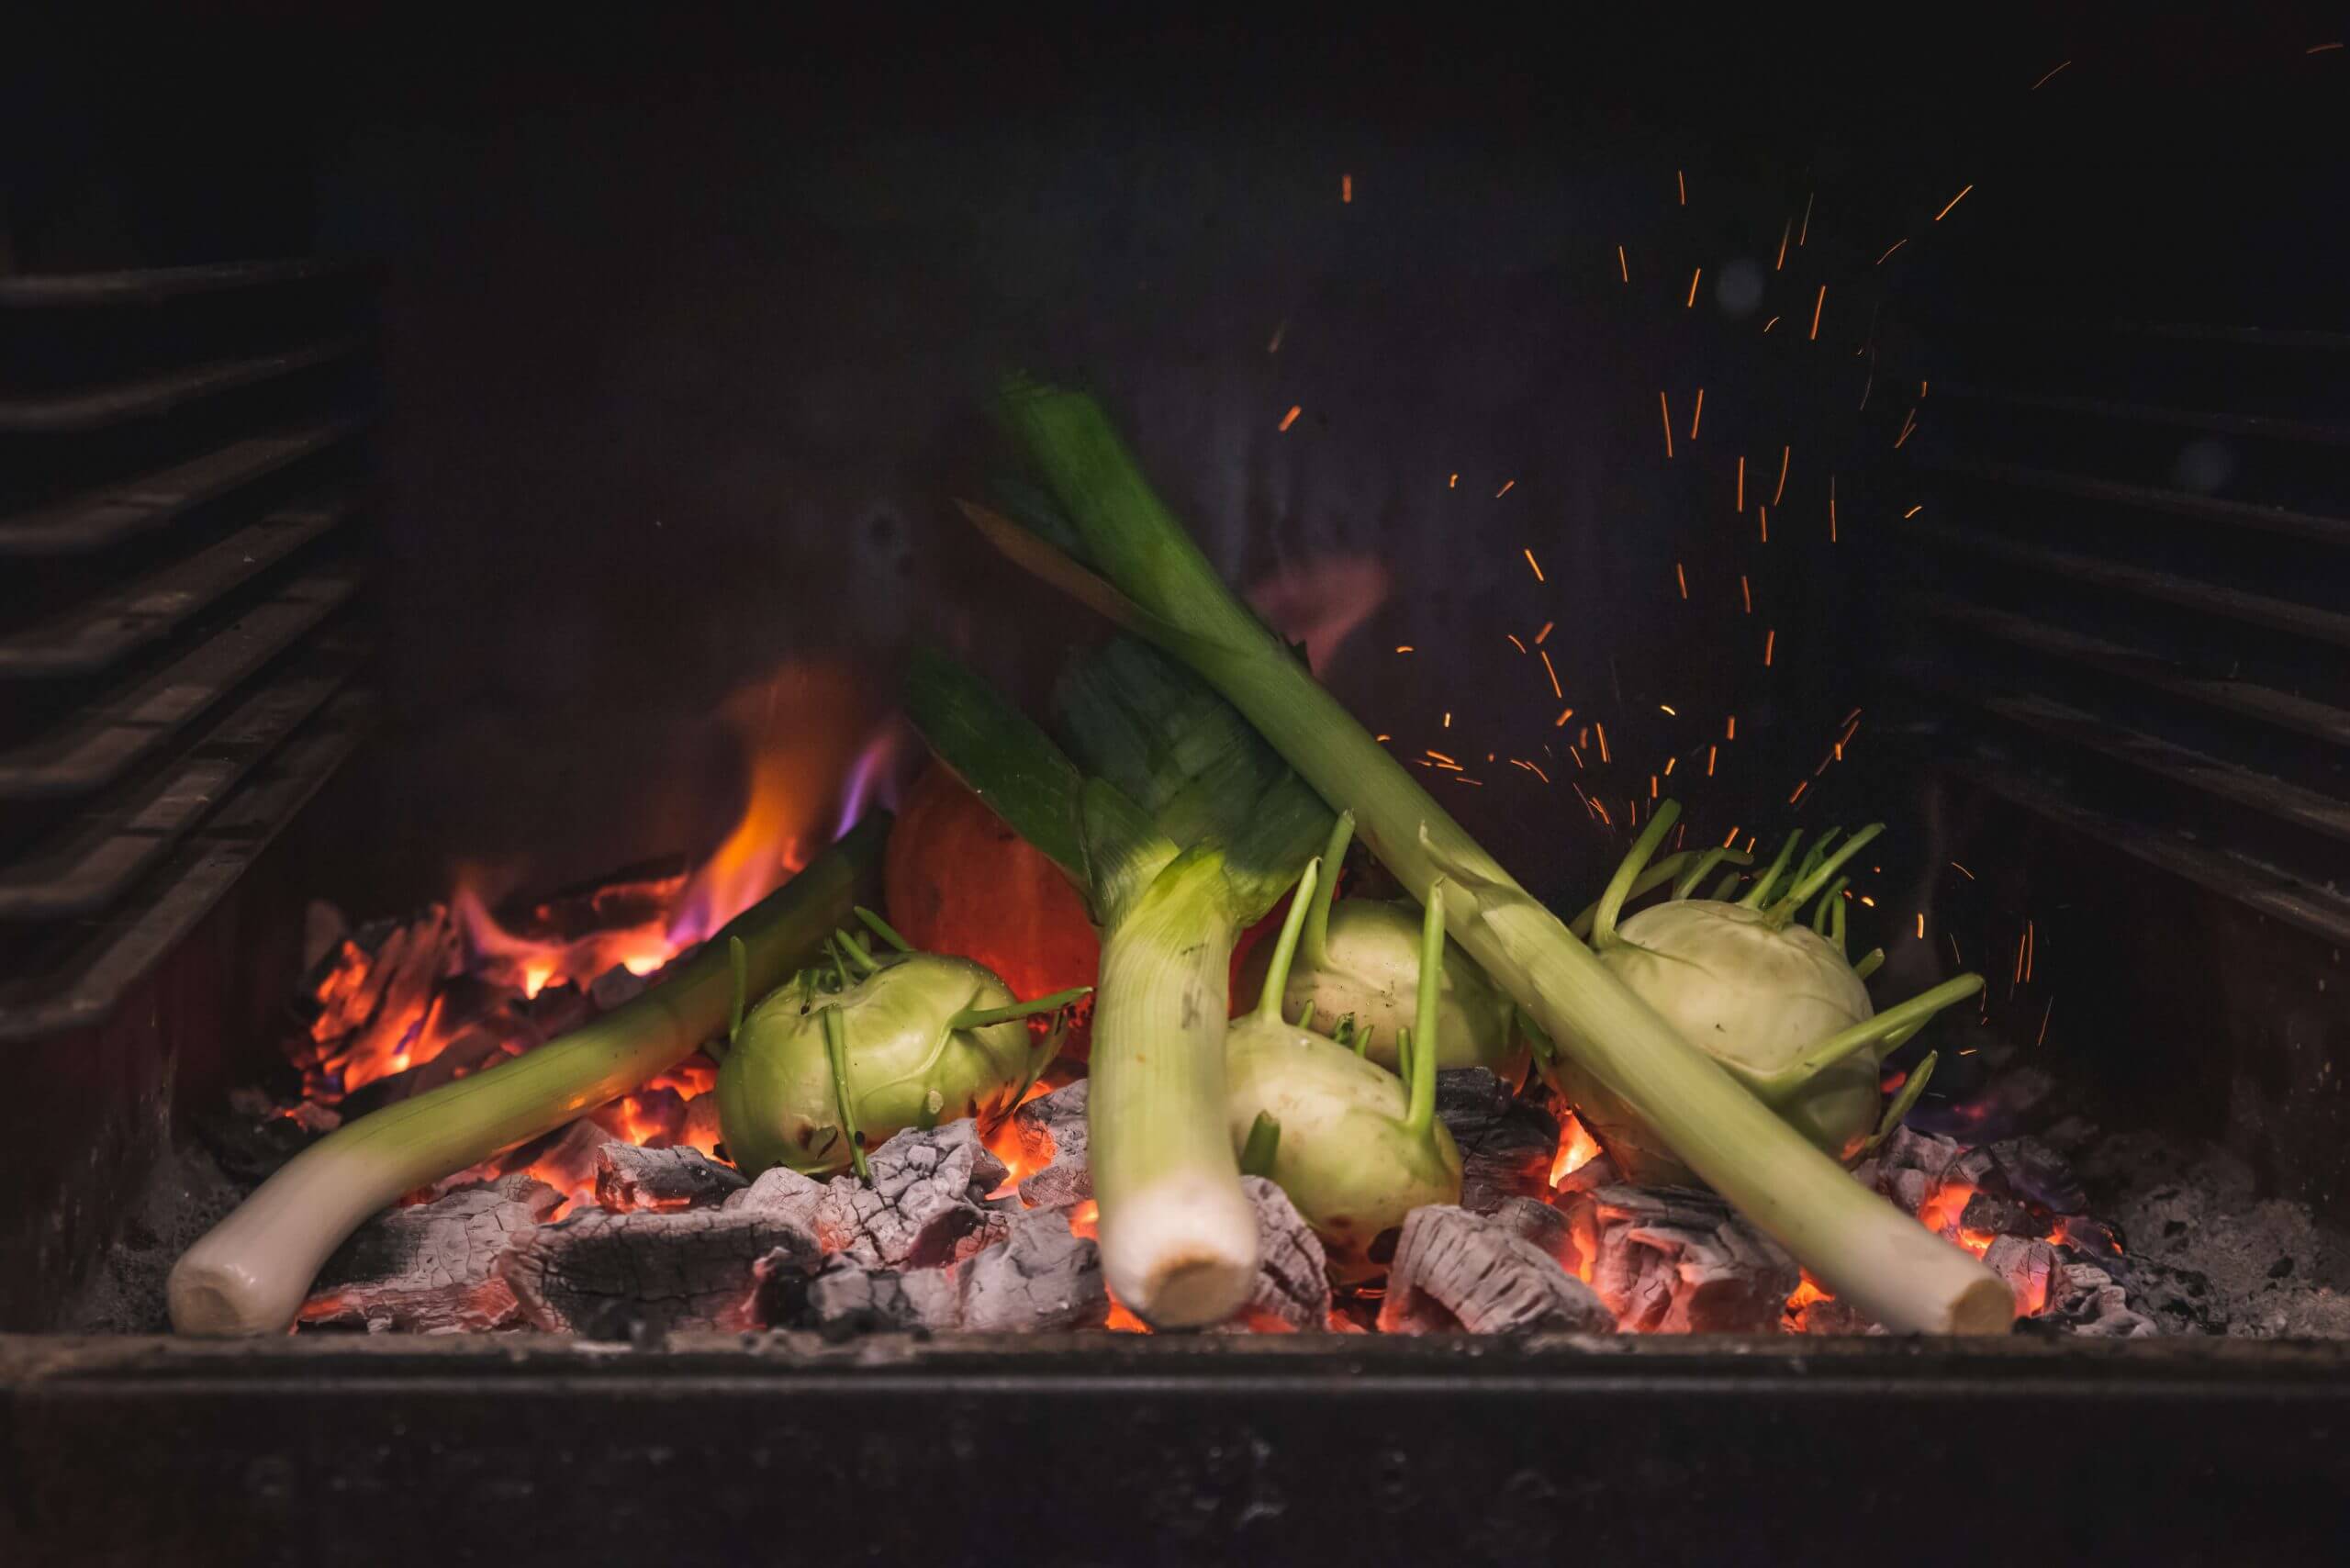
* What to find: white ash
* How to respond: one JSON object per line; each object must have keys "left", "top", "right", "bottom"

{"left": 2067, "top": 1126, "right": 2350, "bottom": 1338}
{"left": 1555, "top": 1184, "right": 1798, "bottom": 1334}
{"left": 594, "top": 1144, "right": 748, "bottom": 1212}
{"left": 1378, "top": 1204, "right": 1615, "bottom": 1336}
{"left": 301, "top": 1174, "right": 561, "bottom": 1333}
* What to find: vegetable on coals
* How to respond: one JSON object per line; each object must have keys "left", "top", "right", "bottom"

{"left": 903, "top": 638, "right": 1330, "bottom": 1329}
{"left": 167, "top": 816, "right": 889, "bottom": 1338}
{"left": 1551, "top": 801, "right": 1984, "bottom": 1187}
{"left": 962, "top": 376, "right": 2016, "bottom": 1335}
{"left": 1225, "top": 857, "right": 1462, "bottom": 1279}
{"left": 714, "top": 909, "right": 1085, "bottom": 1180}
{"left": 1237, "top": 811, "right": 1526, "bottom": 1083}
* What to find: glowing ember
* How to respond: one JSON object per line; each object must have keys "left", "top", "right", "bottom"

{"left": 1550, "top": 1113, "right": 1604, "bottom": 1186}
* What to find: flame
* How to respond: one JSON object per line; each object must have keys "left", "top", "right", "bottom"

{"left": 982, "top": 1078, "right": 1055, "bottom": 1199}
{"left": 1550, "top": 1112, "right": 1604, "bottom": 1186}
{"left": 1062, "top": 1199, "right": 1148, "bottom": 1331}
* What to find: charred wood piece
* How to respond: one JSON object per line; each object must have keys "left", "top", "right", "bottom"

{"left": 1377, "top": 1205, "right": 1615, "bottom": 1336}
{"left": 497, "top": 1204, "right": 820, "bottom": 1337}
{"left": 1557, "top": 1184, "right": 1799, "bottom": 1334}
{"left": 300, "top": 1175, "right": 560, "bottom": 1333}
{"left": 1434, "top": 1069, "right": 1561, "bottom": 1214}
{"left": 595, "top": 1144, "right": 748, "bottom": 1212}
{"left": 2047, "top": 1260, "right": 2159, "bottom": 1338}
{"left": 729, "top": 1121, "right": 1013, "bottom": 1269}
{"left": 756, "top": 1208, "right": 1104, "bottom": 1336}
{"left": 1008, "top": 1080, "right": 1091, "bottom": 1208}
{"left": 1211, "top": 1177, "right": 1331, "bottom": 1333}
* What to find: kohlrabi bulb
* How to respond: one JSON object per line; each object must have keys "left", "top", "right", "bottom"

{"left": 717, "top": 922, "right": 1083, "bottom": 1179}
{"left": 1237, "top": 812, "right": 1526, "bottom": 1081}
{"left": 1225, "top": 1014, "right": 1462, "bottom": 1280}
{"left": 1224, "top": 857, "right": 1464, "bottom": 1281}
{"left": 1551, "top": 808, "right": 1982, "bottom": 1188}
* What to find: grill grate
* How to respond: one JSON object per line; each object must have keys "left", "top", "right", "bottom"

{"left": 0, "top": 259, "right": 373, "bottom": 1040}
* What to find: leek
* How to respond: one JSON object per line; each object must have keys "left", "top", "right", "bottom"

{"left": 167, "top": 815, "right": 887, "bottom": 1337}
{"left": 904, "top": 640, "right": 1329, "bottom": 1327}
{"left": 974, "top": 379, "right": 2015, "bottom": 1336}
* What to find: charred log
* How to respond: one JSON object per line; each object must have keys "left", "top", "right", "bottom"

{"left": 729, "top": 1122, "right": 1013, "bottom": 1269}
{"left": 1008, "top": 1080, "right": 1091, "bottom": 1208}
{"left": 497, "top": 1204, "right": 821, "bottom": 1336}
{"left": 1556, "top": 1184, "right": 1799, "bottom": 1334}
{"left": 1377, "top": 1205, "right": 1615, "bottom": 1336}
{"left": 301, "top": 1175, "right": 561, "bottom": 1333}
{"left": 1434, "top": 1069, "right": 1560, "bottom": 1215}
{"left": 595, "top": 1145, "right": 748, "bottom": 1212}
{"left": 1211, "top": 1177, "right": 1331, "bottom": 1333}
{"left": 755, "top": 1208, "right": 1105, "bottom": 1336}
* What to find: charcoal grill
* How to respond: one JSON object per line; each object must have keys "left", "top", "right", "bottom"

{"left": 5, "top": 9, "right": 2348, "bottom": 1565}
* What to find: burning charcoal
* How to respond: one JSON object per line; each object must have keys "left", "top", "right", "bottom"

{"left": 510, "top": 1118, "right": 622, "bottom": 1203}
{"left": 1378, "top": 1205, "right": 1615, "bottom": 1336}
{"left": 301, "top": 1175, "right": 562, "bottom": 1333}
{"left": 2047, "top": 1260, "right": 2159, "bottom": 1338}
{"left": 498, "top": 1204, "right": 821, "bottom": 1336}
{"left": 1981, "top": 1236, "right": 2065, "bottom": 1317}
{"left": 594, "top": 1145, "right": 748, "bottom": 1212}
{"left": 1556, "top": 1185, "right": 1799, "bottom": 1334}
{"left": 1983, "top": 1136, "right": 2087, "bottom": 1215}
{"left": 1434, "top": 1068, "right": 1561, "bottom": 1214}
{"left": 1793, "top": 1295, "right": 1882, "bottom": 1336}
{"left": 811, "top": 1122, "right": 1013, "bottom": 1269}
{"left": 759, "top": 1251, "right": 967, "bottom": 1336}
{"left": 588, "top": 963, "right": 650, "bottom": 1012}
{"left": 193, "top": 1099, "right": 326, "bottom": 1185}
{"left": 1009, "top": 1080, "right": 1091, "bottom": 1207}
{"left": 1867, "top": 1124, "right": 1966, "bottom": 1189}
{"left": 728, "top": 1164, "right": 828, "bottom": 1228}
{"left": 2048, "top": 1214, "right": 2124, "bottom": 1258}
{"left": 1493, "top": 1195, "right": 1581, "bottom": 1275}
{"left": 1959, "top": 1190, "right": 2039, "bottom": 1241}
{"left": 1211, "top": 1177, "right": 1331, "bottom": 1333}
{"left": 958, "top": 1208, "right": 1109, "bottom": 1333}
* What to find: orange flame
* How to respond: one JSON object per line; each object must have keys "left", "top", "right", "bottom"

{"left": 1550, "top": 1112, "right": 1605, "bottom": 1186}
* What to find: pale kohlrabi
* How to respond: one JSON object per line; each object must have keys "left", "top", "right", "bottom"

{"left": 1225, "top": 857, "right": 1462, "bottom": 1280}
{"left": 1550, "top": 801, "right": 1983, "bottom": 1187}
{"left": 1236, "top": 812, "right": 1527, "bottom": 1083}
{"left": 715, "top": 911, "right": 1084, "bottom": 1180}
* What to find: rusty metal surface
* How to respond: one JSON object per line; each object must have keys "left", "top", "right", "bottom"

{"left": 6, "top": 1333, "right": 2350, "bottom": 1567}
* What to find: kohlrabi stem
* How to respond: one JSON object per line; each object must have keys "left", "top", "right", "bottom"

{"left": 1830, "top": 893, "right": 1849, "bottom": 953}
{"left": 1853, "top": 946, "right": 1886, "bottom": 980}
{"left": 1567, "top": 850, "right": 1702, "bottom": 938}
{"left": 1866, "top": 1051, "right": 1939, "bottom": 1152}
{"left": 822, "top": 1003, "right": 872, "bottom": 1182}
{"left": 835, "top": 929, "right": 880, "bottom": 974}
{"left": 946, "top": 987, "right": 1093, "bottom": 1031}
{"left": 855, "top": 905, "right": 912, "bottom": 953}
{"left": 1739, "top": 830, "right": 1804, "bottom": 909}
{"left": 1238, "top": 1111, "right": 1281, "bottom": 1178}
{"left": 1255, "top": 857, "right": 1321, "bottom": 1019}
{"left": 1302, "top": 813, "right": 1352, "bottom": 966}
{"left": 1672, "top": 846, "right": 1750, "bottom": 901}
{"left": 1404, "top": 879, "right": 1446, "bottom": 1138}
{"left": 1771, "top": 823, "right": 1885, "bottom": 922}
{"left": 988, "top": 381, "right": 2014, "bottom": 1335}
{"left": 168, "top": 815, "right": 887, "bottom": 1337}
{"left": 1763, "top": 974, "right": 1986, "bottom": 1095}
{"left": 1586, "top": 801, "right": 1682, "bottom": 946}
{"left": 1810, "top": 877, "right": 1850, "bottom": 935}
